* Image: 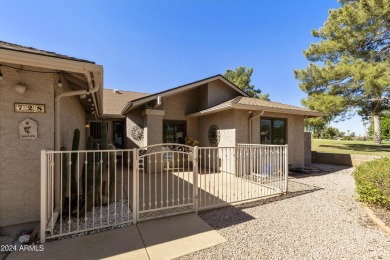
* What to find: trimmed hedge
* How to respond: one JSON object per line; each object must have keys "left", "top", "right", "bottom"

{"left": 353, "top": 157, "right": 390, "bottom": 210}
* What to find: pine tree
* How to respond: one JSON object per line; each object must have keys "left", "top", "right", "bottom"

{"left": 295, "top": 0, "right": 390, "bottom": 144}
{"left": 224, "top": 66, "right": 270, "bottom": 100}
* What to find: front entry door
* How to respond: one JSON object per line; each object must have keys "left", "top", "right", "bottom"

{"left": 113, "top": 121, "right": 125, "bottom": 148}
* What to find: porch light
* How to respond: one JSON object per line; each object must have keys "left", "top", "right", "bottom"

{"left": 0, "top": 66, "right": 3, "bottom": 80}
{"left": 57, "top": 74, "right": 63, "bottom": 87}
{"left": 85, "top": 123, "right": 90, "bottom": 128}
{"left": 14, "top": 83, "right": 27, "bottom": 94}
{"left": 80, "top": 94, "right": 86, "bottom": 99}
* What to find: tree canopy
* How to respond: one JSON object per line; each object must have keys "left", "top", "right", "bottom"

{"left": 294, "top": 0, "right": 390, "bottom": 144}
{"left": 224, "top": 66, "right": 270, "bottom": 100}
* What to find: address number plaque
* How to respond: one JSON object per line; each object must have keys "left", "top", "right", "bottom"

{"left": 14, "top": 103, "right": 45, "bottom": 113}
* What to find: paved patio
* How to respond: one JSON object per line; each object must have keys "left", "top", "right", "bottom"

{"left": 9, "top": 214, "right": 226, "bottom": 260}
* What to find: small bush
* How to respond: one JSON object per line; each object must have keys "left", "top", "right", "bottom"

{"left": 354, "top": 157, "right": 390, "bottom": 209}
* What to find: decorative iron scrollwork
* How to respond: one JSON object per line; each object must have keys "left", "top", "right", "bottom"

{"left": 138, "top": 144, "right": 194, "bottom": 156}
{"left": 208, "top": 125, "right": 220, "bottom": 147}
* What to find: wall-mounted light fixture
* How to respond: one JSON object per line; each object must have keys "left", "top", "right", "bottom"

{"left": 14, "top": 83, "right": 27, "bottom": 94}
{"left": 85, "top": 123, "right": 90, "bottom": 128}
{"left": 0, "top": 66, "right": 3, "bottom": 81}
{"left": 80, "top": 94, "right": 86, "bottom": 99}
{"left": 58, "top": 74, "right": 63, "bottom": 87}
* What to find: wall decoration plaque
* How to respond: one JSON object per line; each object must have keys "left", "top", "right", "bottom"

{"left": 208, "top": 124, "right": 220, "bottom": 147}
{"left": 19, "top": 118, "right": 38, "bottom": 140}
{"left": 131, "top": 125, "right": 144, "bottom": 141}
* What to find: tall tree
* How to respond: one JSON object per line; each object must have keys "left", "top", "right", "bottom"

{"left": 224, "top": 66, "right": 270, "bottom": 100}
{"left": 294, "top": 0, "right": 390, "bottom": 144}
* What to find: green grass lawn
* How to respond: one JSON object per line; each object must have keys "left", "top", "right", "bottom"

{"left": 312, "top": 139, "right": 390, "bottom": 156}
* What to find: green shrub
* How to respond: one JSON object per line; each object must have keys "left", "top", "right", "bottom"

{"left": 353, "top": 157, "right": 390, "bottom": 209}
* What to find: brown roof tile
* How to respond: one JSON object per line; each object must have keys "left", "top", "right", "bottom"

{"left": 103, "top": 89, "right": 149, "bottom": 115}
{"left": 0, "top": 41, "right": 94, "bottom": 63}
{"left": 187, "top": 96, "right": 326, "bottom": 117}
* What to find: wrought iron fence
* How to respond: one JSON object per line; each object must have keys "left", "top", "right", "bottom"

{"left": 40, "top": 144, "right": 288, "bottom": 242}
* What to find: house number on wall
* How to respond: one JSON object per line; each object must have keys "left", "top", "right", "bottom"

{"left": 14, "top": 103, "right": 45, "bottom": 113}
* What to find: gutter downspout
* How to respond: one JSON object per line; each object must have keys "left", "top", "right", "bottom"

{"left": 53, "top": 71, "right": 99, "bottom": 219}
{"left": 54, "top": 72, "right": 98, "bottom": 151}
{"left": 249, "top": 110, "right": 264, "bottom": 144}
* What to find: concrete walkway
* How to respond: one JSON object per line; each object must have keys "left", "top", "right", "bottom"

{"left": 8, "top": 214, "right": 225, "bottom": 260}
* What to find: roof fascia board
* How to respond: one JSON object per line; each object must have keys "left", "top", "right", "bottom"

{"left": 232, "top": 103, "right": 327, "bottom": 117}
{"left": 186, "top": 104, "right": 233, "bottom": 117}
{"left": 0, "top": 49, "right": 102, "bottom": 74}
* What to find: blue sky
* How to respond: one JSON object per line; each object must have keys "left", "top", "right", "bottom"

{"left": 0, "top": 0, "right": 365, "bottom": 135}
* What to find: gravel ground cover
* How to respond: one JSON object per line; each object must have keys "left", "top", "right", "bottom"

{"left": 51, "top": 200, "right": 133, "bottom": 240}
{"left": 180, "top": 164, "right": 390, "bottom": 259}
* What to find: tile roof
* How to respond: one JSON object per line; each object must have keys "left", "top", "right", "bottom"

{"left": 187, "top": 96, "right": 326, "bottom": 117}
{"left": 103, "top": 89, "right": 149, "bottom": 115}
{"left": 0, "top": 41, "right": 95, "bottom": 63}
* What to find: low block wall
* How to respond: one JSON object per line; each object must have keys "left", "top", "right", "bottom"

{"left": 312, "top": 151, "right": 381, "bottom": 167}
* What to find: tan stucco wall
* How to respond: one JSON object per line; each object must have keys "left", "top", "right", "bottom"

{"left": 0, "top": 64, "right": 88, "bottom": 228}
{"left": 198, "top": 109, "right": 236, "bottom": 147}
{"left": 163, "top": 88, "right": 200, "bottom": 120}
{"left": 126, "top": 108, "right": 144, "bottom": 148}
{"left": 145, "top": 113, "right": 163, "bottom": 145}
{"left": 0, "top": 65, "right": 55, "bottom": 227}
{"left": 58, "top": 84, "right": 86, "bottom": 150}
{"left": 207, "top": 79, "right": 239, "bottom": 108}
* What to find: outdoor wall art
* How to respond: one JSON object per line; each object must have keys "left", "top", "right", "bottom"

{"left": 208, "top": 124, "right": 220, "bottom": 147}
{"left": 131, "top": 125, "right": 144, "bottom": 141}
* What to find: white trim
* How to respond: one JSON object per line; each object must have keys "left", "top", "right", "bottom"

{"left": 186, "top": 104, "right": 233, "bottom": 117}
{"left": 187, "top": 103, "right": 326, "bottom": 118}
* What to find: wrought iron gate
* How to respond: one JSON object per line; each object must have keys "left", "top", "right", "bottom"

{"left": 135, "top": 144, "right": 197, "bottom": 221}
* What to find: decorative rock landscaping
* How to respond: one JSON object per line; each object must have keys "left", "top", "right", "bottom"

{"left": 180, "top": 164, "right": 390, "bottom": 259}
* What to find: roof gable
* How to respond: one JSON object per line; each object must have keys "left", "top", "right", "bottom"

{"left": 121, "top": 74, "right": 248, "bottom": 114}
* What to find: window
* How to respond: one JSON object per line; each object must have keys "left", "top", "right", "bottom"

{"left": 89, "top": 121, "right": 108, "bottom": 143}
{"left": 163, "top": 121, "right": 186, "bottom": 144}
{"left": 260, "top": 118, "right": 286, "bottom": 145}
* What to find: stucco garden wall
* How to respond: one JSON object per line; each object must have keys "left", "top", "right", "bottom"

{"left": 0, "top": 65, "right": 55, "bottom": 228}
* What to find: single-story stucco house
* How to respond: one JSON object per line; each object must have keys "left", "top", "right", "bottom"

{"left": 0, "top": 41, "right": 324, "bottom": 234}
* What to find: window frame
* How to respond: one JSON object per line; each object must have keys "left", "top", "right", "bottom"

{"left": 162, "top": 120, "right": 187, "bottom": 144}
{"left": 260, "top": 117, "right": 287, "bottom": 145}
